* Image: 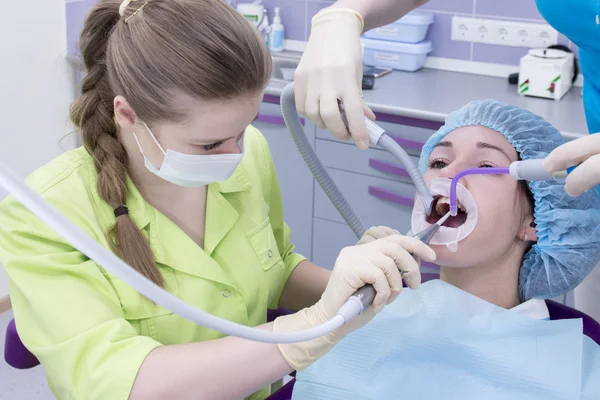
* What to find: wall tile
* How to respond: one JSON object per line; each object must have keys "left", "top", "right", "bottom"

{"left": 419, "top": 0, "right": 473, "bottom": 14}
{"left": 475, "top": 0, "right": 544, "bottom": 21}
{"left": 427, "top": 12, "right": 471, "bottom": 60}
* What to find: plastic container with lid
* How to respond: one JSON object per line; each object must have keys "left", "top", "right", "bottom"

{"left": 363, "top": 11, "right": 434, "bottom": 43}
{"left": 361, "top": 38, "right": 433, "bottom": 72}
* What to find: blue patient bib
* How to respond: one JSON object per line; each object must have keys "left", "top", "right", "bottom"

{"left": 293, "top": 280, "right": 597, "bottom": 400}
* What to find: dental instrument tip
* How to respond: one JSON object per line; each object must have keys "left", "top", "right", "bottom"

{"left": 437, "top": 211, "right": 451, "bottom": 227}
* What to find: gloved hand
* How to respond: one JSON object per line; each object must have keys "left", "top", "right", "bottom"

{"left": 543, "top": 133, "right": 600, "bottom": 197}
{"left": 294, "top": 7, "right": 376, "bottom": 150}
{"left": 273, "top": 235, "right": 436, "bottom": 371}
{"left": 357, "top": 226, "right": 401, "bottom": 245}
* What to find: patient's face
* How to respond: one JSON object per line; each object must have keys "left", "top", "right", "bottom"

{"left": 423, "top": 126, "right": 529, "bottom": 267}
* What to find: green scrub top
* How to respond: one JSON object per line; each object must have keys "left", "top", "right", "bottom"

{"left": 0, "top": 126, "right": 305, "bottom": 400}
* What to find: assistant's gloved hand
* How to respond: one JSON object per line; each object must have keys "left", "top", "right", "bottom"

{"left": 294, "top": 7, "right": 376, "bottom": 150}
{"left": 357, "top": 226, "right": 401, "bottom": 245}
{"left": 273, "top": 235, "right": 435, "bottom": 371}
{"left": 543, "top": 134, "right": 600, "bottom": 197}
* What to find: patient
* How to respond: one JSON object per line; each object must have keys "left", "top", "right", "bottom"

{"left": 290, "top": 100, "right": 600, "bottom": 399}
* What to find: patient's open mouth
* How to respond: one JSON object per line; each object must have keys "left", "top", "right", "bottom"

{"left": 426, "top": 196, "right": 467, "bottom": 228}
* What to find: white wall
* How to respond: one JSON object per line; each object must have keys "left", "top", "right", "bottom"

{"left": 0, "top": 0, "right": 76, "bottom": 297}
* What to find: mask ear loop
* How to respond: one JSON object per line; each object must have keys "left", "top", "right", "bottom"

{"left": 142, "top": 122, "right": 167, "bottom": 156}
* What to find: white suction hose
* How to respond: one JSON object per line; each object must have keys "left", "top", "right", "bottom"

{"left": 0, "top": 162, "right": 366, "bottom": 344}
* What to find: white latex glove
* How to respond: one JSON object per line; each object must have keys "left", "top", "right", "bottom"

{"left": 273, "top": 235, "right": 436, "bottom": 370}
{"left": 357, "top": 226, "right": 401, "bottom": 245}
{"left": 543, "top": 133, "right": 600, "bottom": 197}
{"left": 294, "top": 7, "right": 376, "bottom": 150}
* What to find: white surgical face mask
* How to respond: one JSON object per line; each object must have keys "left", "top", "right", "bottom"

{"left": 133, "top": 122, "right": 244, "bottom": 187}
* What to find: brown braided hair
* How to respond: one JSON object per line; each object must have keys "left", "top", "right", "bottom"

{"left": 69, "top": 0, "right": 272, "bottom": 287}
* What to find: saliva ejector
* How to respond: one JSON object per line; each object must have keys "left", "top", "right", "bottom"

{"left": 448, "top": 160, "right": 570, "bottom": 215}
{"left": 0, "top": 82, "right": 437, "bottom": 344}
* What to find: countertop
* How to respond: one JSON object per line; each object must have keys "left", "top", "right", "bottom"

{"left": 68, "top": 54, "right": 588, "bottom": 139}
{"left": 266, "top": 57, "right": 588, "bottom": 140}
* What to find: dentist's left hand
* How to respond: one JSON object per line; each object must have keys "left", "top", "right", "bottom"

{"left": 543, "top": 134, "right": 600, "bottom": 197}
{"left": 357, "top": 226, "right": 401, "bottom": 245}
{"left": 273, "top": 235, "right": 435, "bottom": 371}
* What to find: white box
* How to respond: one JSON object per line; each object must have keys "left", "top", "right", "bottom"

{"left": 518, "top": 49, "right": 575, "bottom": 101}
{"left": 363, "top": 11, "right": 434, "bottom": 44}
{"left": 361, "top": 38, "right": 433, "bottom": 72}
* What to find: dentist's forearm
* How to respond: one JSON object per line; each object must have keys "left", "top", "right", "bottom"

{"left": 130, "top": 323, "right": 293, "bottom": 400}
{"left": 330, "top": 0, "right": 430, "bottom": 31}
{"left": 279, "top": 260, "right": 331, "bottom": 311}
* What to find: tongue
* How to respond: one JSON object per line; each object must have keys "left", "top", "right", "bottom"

{"left": 444, "top": 213, "right": 467, "bottom": 228}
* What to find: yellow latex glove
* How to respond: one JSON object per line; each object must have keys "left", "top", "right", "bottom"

{"left": 294, "top": 7, "right": 376, "bottom": 150}
{"left": 273, "top": 235, "right": 435, "bottom": 371}
{"left": 543, "top": 134, "right": 600, "bottom": 197}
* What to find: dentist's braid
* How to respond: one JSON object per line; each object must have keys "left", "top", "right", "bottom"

{"left": 70, "top": 1, "right": 163, "bottom": 287}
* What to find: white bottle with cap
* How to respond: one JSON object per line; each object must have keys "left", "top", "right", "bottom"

{"left": 269, "top": 7, "right": 285, "bottom": 52}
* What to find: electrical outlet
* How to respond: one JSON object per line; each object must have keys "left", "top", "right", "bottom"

{"left": 451, "top": 16, "right": 559, "bottom": 49}
{"left": 451, "top": 16, "right": 473, "bottom": 41}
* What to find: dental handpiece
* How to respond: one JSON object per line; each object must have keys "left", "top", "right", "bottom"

{"left": 337, "top": 99, "right": 434, "bottom": 216}
{"left": 349, "top": 211, "right": 451, "bottom": 312}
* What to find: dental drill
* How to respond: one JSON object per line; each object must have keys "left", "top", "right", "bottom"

{"left": 448, "top": 159, "right": 570, "bottom": 216}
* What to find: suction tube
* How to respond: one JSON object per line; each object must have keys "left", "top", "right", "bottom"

{"left": 280, "top": 83, "right": 434, "bottom": 310}
{"left": 0, "top": 163, "right": 369, "bottom": 344}
{"left": 280, "top": 83, "right": 434, "bottom": 237}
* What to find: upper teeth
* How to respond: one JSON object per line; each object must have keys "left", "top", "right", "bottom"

{"left": 436, "top": 196, "right": 466, "bottom": 215}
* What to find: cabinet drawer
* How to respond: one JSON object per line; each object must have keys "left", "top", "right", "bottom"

{"left": 314, "top": 168, "right": 416, "bottom": 234}
{"left": 316, "top": 119, "right": 436, "bottom": 156}
{"left": 312, "top": 218, "right": 440, "bottom": 274}
{"left": 316, "top": 139, "right": 420, "bottom": 184}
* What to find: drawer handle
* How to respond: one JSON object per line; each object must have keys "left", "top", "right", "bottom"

{"left": 255, "top": 114, "right": 305, "bottom": 126}
{"left": 390, "top": 135, "right": 425, "bottom": 151}
{"left": 368, "top": 186, "right": 414, "bottom": 207}
{"left": 368, "top": 159, "right": 409, "bottom": 177}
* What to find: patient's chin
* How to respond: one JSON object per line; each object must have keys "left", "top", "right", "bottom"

{"left": 430, "top": 243, "right": 470, "bottom": 268}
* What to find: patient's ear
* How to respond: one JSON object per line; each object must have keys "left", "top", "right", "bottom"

{"left": 519, "top": 216, "right": 538, "bottom": 243}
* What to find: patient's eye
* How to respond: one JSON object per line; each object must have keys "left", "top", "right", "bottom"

{"left": 479, "top": 162, "right": 495, "bottom": 168}
{"left": 429, "top": 158, "right": 448, "bottom": 169}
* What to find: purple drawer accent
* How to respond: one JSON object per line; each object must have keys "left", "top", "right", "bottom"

{"left": 262, "top": 94, "right": 281, "bottom": 105}
{"left": 256, "top": 113, "right": 304, "bottom": 126}
{"left": 368, "top": 186, "right": 414, "bottom": 207}
{"left": 368, "top": 159, "right": 409, "bottom": 177}
{"left": 390, "top": 135, "right": 425, "bottom": 151}
{"left": 373, "top": 112, "right": 444, "bottom": 131}
{"left": 421, "top": 261, "right": 440, "bottom": 270}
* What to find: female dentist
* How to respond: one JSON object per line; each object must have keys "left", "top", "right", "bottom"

{"left": 295, "top": 0, "right": 600, "bottom": 321}
{"left": 0, "top": 1, "right": 435, "bottom": 400}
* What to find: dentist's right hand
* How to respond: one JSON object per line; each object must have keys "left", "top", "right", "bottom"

{"left": 273, "top": 235, "right": 436, "bottom": 371}
{"left": 294, "top": 7, "right": 376, "bottom": 150}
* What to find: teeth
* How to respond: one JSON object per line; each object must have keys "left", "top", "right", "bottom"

{"left": 435, "top": 196, "right": 467, "bottom": 215}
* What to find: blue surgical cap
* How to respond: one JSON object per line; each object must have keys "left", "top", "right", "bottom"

{"left": 419, "top": 99, "right": 600, "bottom": 301}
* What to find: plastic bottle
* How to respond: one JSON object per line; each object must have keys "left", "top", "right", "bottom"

{"left": 269, "top": 7, "right": 284, "bottom": 52}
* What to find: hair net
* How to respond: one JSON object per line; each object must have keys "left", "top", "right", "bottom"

{"left": 418, "top": 99, "right": 600, "bottom": 301}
